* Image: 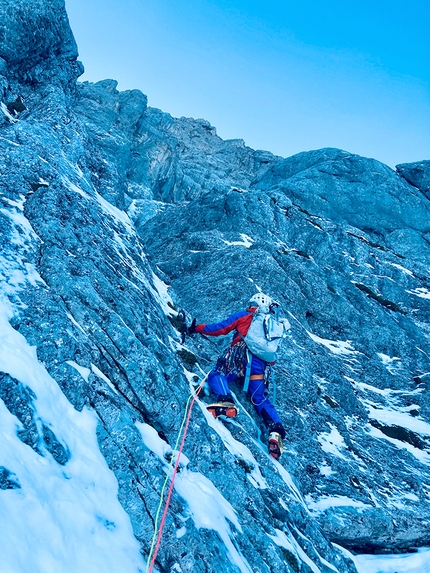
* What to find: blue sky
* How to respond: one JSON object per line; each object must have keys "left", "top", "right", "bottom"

{"left": 65, "top": 0, "right": 430, "bottom": 167}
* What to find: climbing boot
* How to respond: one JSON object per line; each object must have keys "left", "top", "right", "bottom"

{"left": 207, "top": 395, "right": 237, "bottom": 419}
{"left": 268, "top": 432, "right": 284, "bottom": 460}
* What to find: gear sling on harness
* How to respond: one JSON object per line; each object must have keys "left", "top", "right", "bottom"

{"left": 242, "top": 349, "right": 276, "bottom": 405}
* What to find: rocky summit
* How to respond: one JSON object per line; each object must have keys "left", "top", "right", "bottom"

{"left": 1, "top": 1, "right": 430, "bottom": 572}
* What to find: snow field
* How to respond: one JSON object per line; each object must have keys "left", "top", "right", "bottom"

{"left": 335, "top": 544, "right": 430, "bottom": 573}
{"left": 0, "top": 303, "right": 146, "bottom": 573}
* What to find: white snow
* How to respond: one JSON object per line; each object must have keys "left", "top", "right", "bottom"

{"left": 196, "top": 400, "right": 268, "bottom": 490}
{"left": 222, "top": 233, "right": 254, "bottom": 248}
{"left": 174, "top": 470, "right": 253, "bottom": 573}
{"left": 407, "top": 287, "right": 430, "bottom": 299}
{"left": 269, "top": 452, "right": 307, "bottom": 505}
{"left": 150, "top": 272, "right": 176, "bottom": 317}
{"left": 368, "top": 425, "right": 430, "bottom": 465}
{"left": 0, "top": 301, "right": 146, "bottom": 573}
{"left": 91, "top": 364, "right": 120, "bottom": 395}
{"left": 377, "top": 353, "right": 403, "bottom": 375}
{"left": 136, "top": 421, "right": 253, "bottom": 573}
{"left": 306, "top": 495, "right": 371, "bottom": 512}
{"left": 367, "top": 405, "right": 430, "bottom": 436}
{"left": 352, "top": 546, "right": 430, "bottom": 573}
{"left": 403, "top": 492, "right": 419, "bottom": 501}
{"left": 1, "top": 202, "right": 39, "bottom": 244}
{"left": 1, "top": 196, "right": 25, "bottom": 209}
{"left": 351, "top": 379, "right": 398, "bottom": 397}
{"left": 0, "top": 200, "right": 46, "bottom": 296}
{"left": 66, "top": 311, "right": 87, "bottom": 335}
{"left": 389, "top": 262, "right": 414, "bottom": 276}
{"left": 247, "top": 278, "right": 263, "bottom": 292}
{"left": 377, "top": 353, "right": 401, "bottom": 366}
{"left": 293, "top": 528, "right": 340, "bottom": 572}
{"left": 217, "top": 392, "right": 304, "bottom": 504}
{"left": 66, "top": 359, "right": 91, "bottom": 382}
{"left": 317, "top": 423, "right": 349, "bottom": 460}
{"left": 136, "top": 421, "right": 172, "bottom": 461}
{"left": 95, "top": 191, "right": 132, "bottom": 229}
{"left": 268, "top": 528, "right": 328, "bottom": 573}
{"left": 176, "top": 526, "right": 187, "bottom": 539}
{"left": 1, "top": 101, "right": 18, "bottom": 123}
{"left": 306, "top": 331, "right": 359, "bottom": 356}
{"left": 319, "top": 462, "right": 335, "bottom": 477}
{"left": 62, "top": 176, "right": 91, "bottom": 199}
{"left": 267, "top": 529, "right": 297, "bottom": 556}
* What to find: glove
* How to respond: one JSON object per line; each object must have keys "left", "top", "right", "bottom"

{"left": 187, "top": 318, "right": 197, "bottom": 335}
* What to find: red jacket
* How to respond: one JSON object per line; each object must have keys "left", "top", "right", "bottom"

{"left": 195, "top": 307, "right": 257, "bottom": 346}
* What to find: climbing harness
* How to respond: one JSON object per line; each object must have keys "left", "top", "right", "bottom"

{"left": 145, "top": 376, "right": 207, "bottom": 573}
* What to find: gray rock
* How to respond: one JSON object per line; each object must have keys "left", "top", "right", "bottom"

{"left": 0, "top": 467, "right": 21, "bottom": 490}
{"left": 0, "top": 0, "right": 429, "bottom": 571}
{"left": 396, "top": 160, "right": 430, "bottom": 199}
{"left": 252, "top": 148, "right": 430, "bottom": 235}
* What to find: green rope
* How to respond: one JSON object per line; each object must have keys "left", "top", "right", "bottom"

{"left": 145, "top": 385, "right": 200, "bottom": 573}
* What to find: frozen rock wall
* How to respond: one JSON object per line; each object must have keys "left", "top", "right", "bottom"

{"left": 1, "top": 1, "right": 429, "bottom": 572}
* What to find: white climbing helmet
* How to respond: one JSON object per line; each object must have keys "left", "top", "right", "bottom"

{"left": 248, "top": 292, "right": 273, "bottom": 312}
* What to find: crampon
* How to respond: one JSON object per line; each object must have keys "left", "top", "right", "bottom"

{"left": 268, "top": 432, "right": 283, "bottom": 460}
{"left": 206, "top": 402, "right": 238, "bottom": 419}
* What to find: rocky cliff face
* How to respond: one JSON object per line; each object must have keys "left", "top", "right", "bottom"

{"left": 1, "top": 2, "right": 430, "bottom": 572}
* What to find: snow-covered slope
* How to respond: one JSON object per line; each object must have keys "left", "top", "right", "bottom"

{"left": 1, "top": 1, "right": 430, "bottom": 572}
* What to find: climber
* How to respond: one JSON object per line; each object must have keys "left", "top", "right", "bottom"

{"left": 188, "top": 293, "right": 290, "bottom": 460}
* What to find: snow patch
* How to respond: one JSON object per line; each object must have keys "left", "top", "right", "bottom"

{"left": 136, "top": 421, "right": 172, "bottom": 460}
{"left": 222, "top": 233, "right": 254, "bottom": 248}
{"left": 377, "top": 353, "right": 401, "bottom": 366}
{"left": 407, "top": 287, "right": 430, "bottom": 299}
{"left": 367, "top": 405, "right": 430, "bottom": 436}
{"left": 197, "top": 399, "right": 268, "bottom": 490}
{"left": 307, "top": 495, "right": 371, "bottom": 512}
{"left": 319, "top": 462, "right": 335, "bottom": 477}
{"left": 95, "top": 192, "right": 132, "bottom": 229}
{"left": 389, "top": 262, "right": 414, "bottom": 276}
{"left": 0, "top": 302, "right": 145, "bottom": 573}
{"left": 62, "top": 176, "right": 91, "bottom": 199}
{"left": 351, "top": 379, "right": 400, "bottom": 397}
{"left": 317, "top": 423, "right": 349, "bottom": 460}
{"left": 151, "top": 272, "right": 176, "bottom": 316}
{"left": 368, "top": 425, "right": 430, "bottom": 465}
{"left": 1, "top": 204, "right": 39, "bottom": 244}
{"left": 268, "top": 528, "right": 328, "bottom": 573}
{"left": 307, "top": 331, "right": 358, "bottom": 356}
{"left": 1, "top": 102, "right": 18, "bottom": 123}
{"left": 66, "top": 360, "right": 91, "bottom": 382}
{"left": 66, "top": 312, "right": 87, "bottom": 335}
{"left": 91, "top": 364, "right": 119, "bottom": 395}
{"left": 176, "top": 526, "right": 187, "bottom": 539}
{"left": 352, "top": 546, "right": 430, "bottom": 573}
{"left": 174, "top": 470, "right": 252, "bottom": 573}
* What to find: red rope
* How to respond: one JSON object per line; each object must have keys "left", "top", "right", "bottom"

{"left": 148, "top": 382, "right": 205, "bottom": 573}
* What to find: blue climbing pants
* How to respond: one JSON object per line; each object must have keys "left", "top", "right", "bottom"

{"left": 207, "top": 353, "right": 281, "bottom": 426}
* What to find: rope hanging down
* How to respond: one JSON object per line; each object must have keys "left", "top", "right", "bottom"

{"left": 146, "top": 377, "right": 207, "bottom": 573}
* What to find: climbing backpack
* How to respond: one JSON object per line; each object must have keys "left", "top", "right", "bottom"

{"left": 244, "top": 309, "right": 290, "bottom": 363}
